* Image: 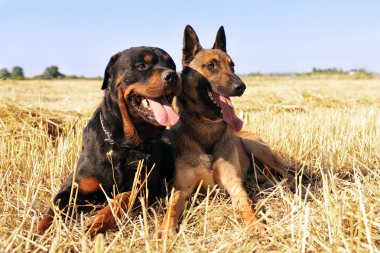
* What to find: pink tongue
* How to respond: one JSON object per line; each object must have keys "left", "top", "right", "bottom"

{"left": 211, "top": 91, "right": 243, "bottom": 132}
{"left": 147, "top": 98, "right": 179, "bottom": 126}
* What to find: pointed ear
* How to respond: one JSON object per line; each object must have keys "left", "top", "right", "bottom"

{"left": 212, "top": 26, "right": 227, "bottom": 52}
{"left": 182, "top": 25, "right": 202, "bottom": 66}
{"left": 101, "top": 53, "right": 120, "bottom": 90}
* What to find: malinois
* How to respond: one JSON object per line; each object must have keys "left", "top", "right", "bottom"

{"left": 160, "top": 25, "right": 294, "bottom": 236}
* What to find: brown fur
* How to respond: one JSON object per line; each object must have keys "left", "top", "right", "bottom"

{"left": 87, "top": 192, "right": 132, "bottom": 237}
{"left": 161, "top": 25, "right": 294, "bottom": 237}
{"left": 143, "top": 54, "right": 152, "bottom": 63}
{"left": 162, "top": 54, "right": 170, "bottom": 62}
{"left": 38, "top": 214, "right": 53, "bottom": 235}
{"left": 78, "top": 177, "right": 101, "bottom": 194}
{"left": 118, "top": 88, "right": 140, "bottom": 144}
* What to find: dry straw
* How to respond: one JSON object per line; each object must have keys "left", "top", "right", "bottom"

{"left": 0, "top": 78, "right": 379, "bottom": 252}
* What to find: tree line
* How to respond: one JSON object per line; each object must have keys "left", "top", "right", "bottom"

{"left": 0, "top": 66, "right": 88, "bottom": 80}
{"left": 247, "top": 67, "right": 373, "bottom": 79}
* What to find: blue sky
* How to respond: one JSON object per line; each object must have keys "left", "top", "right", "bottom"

{"left": 0, "top": 0, "right": 379, "bottom": 77}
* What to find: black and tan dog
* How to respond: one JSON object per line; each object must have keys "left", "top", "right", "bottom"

{"left": 160, "top": 25, "right": 293, "bottom": 236}
{"left": 37, "top": 47, "right": 181, "bottom": 236}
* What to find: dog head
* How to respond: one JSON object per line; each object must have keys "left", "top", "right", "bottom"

{"left": 102, "top": 47, "right": 181, "bottom": 143}
{"left": 179, "top": 25, "right": 245, "bottom": 132}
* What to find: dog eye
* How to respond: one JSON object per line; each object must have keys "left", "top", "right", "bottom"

{"left": 207, "top": 63, "right": 215, "bottom": 69}
{"left": 136, "top": 63, "right": 147, "bottom": 71}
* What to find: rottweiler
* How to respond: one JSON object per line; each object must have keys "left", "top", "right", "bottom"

{"left": 160, "top": 25, "right": 294, "bottom": 237}
{"left": 37, "top": 47, "right": 181, "bottom": 236}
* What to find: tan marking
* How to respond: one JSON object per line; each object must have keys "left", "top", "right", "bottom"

{"left": 144, "top": 71, "right": 163, "bottom": 93}
{"left": 87, "top": 192, "right": 132, "bottom": 236}
{"left": 144, "top": 55, "right": 152, "bottom": 63}
{"left": 162, "top": 54, "right": 170, "bottom": 62}
{"left": 118, "top": 88, "right": 140, "bottom": 144}
{"left": 188, "top": 50, "right": 226, "bottom": 75}
{"left": 115, "top": 75, "right": 124, "bottom": 87}
{"left": 37, "top": 214, "right": 53, "bottom": 235}
{"left": 123, "top": 71, "right": 166, "bottom": 97}
{"left": 79, "top": 177, "right": 100, "bottom": 194}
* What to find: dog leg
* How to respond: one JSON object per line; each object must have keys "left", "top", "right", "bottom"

{"left": 237, "top": 131, "right": 295, "bottom": 181}
{"left": 37, "top": 209, "right": 54, "bottom": 235}
{"left": 160, "top": 189, "right": 193, "bottom": 238}
{"left": 213, "top": 158, "right": 266, "bottom": 235}
{"left": 87, "top": 191, "right": 132, "bottom": 237}
{"left": 160, "top": 162, "right": 198, "bottom": 238}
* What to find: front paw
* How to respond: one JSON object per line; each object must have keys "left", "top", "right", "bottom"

{"left": 159, "top": 217, "right": 178, "bottom": 239}
{"left": 86, "top": 208, "right": 117, "bottom": 237}
{"left": 159, "top": 224, "right": 178, "bottom": 239}
{"left": 245, "top": 220, "right": 267, "bottom": 236}
{"left": 37, "top": 214, "right": 53, "bottom": 235}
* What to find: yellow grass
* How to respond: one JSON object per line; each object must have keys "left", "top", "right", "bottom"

{"left": 0, "top": 78, "right": 379, "bottom": 252}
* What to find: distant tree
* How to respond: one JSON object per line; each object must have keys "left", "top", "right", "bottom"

{"left": 11, "top": 66, "right": 24, "bottom": 79}
{"left": 42, "top": 65, "right": 65, "bottom": 79}
{"left": 0, "top": 68, "right": 11, "bottom": 79}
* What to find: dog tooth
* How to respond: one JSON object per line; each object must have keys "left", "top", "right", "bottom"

{"left": 142, "top": 99, "right": 149, "bottom": 108}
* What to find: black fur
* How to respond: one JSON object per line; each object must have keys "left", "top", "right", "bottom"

{"left": 39, "top": 47, "right": 178, "bottom": 233}
{"left": 212, "top": 26, "right": 227, "bottom": 52}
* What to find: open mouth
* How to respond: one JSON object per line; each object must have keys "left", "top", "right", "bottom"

{"left": 129, "top": 92, "right": 179, "bottom": 127}
{"left": 205, "top": 87, "right": 243, "bottom": 132}
{"left": 206, "top": 88, "right": 222, "bottom": 116}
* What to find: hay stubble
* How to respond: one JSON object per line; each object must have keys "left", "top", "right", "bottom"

{"left": 0, "top": 78, "right": 379, "bottom": 252}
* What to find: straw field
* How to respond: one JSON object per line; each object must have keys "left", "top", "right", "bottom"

{"left": 0, "top": 77, "right": 379, "bottom": 252}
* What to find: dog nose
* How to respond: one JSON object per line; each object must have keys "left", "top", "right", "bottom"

{"left": 162, "top": 70, "right": 178, "bottom": 84}
{"left": 234, "top": 83, "right": 246, "bottom": 95}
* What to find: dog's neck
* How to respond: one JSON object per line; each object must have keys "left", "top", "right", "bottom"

{"left": 176, "top": 70, "right": 230, "bottom": 153}
{"left": 179, "top": 112, "right": 223, "bottom": 126}
{"left": 178, "top": 111, "right": 229, "bottom": 154}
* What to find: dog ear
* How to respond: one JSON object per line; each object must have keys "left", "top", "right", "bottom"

{"left": 101, "top": 53, "right": 121, "bottom": 90}
{"left": 182, "top": 25, "right": 202, "bottom": 66}
{"left": 212, "top": 26, "right": 227, "bottom": 53}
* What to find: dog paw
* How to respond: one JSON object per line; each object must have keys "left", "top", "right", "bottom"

{"left": 159, "top": 219, "right": 178, "bottom": 239}
{"left": 86, "top": 210, "right": 117, "bottom": 238}
{"left": 159, "top": 226, "right": 177, "bottom": 239}
{"left": 246, "top": 221, "right": 267, "bottom": 236}
{"left": 36, "top": 214, "right": 53, "bottom": 236}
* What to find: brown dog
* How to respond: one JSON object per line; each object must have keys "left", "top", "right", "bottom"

{"left": 160, "top": 25, "right": 293, "bottom": 236}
